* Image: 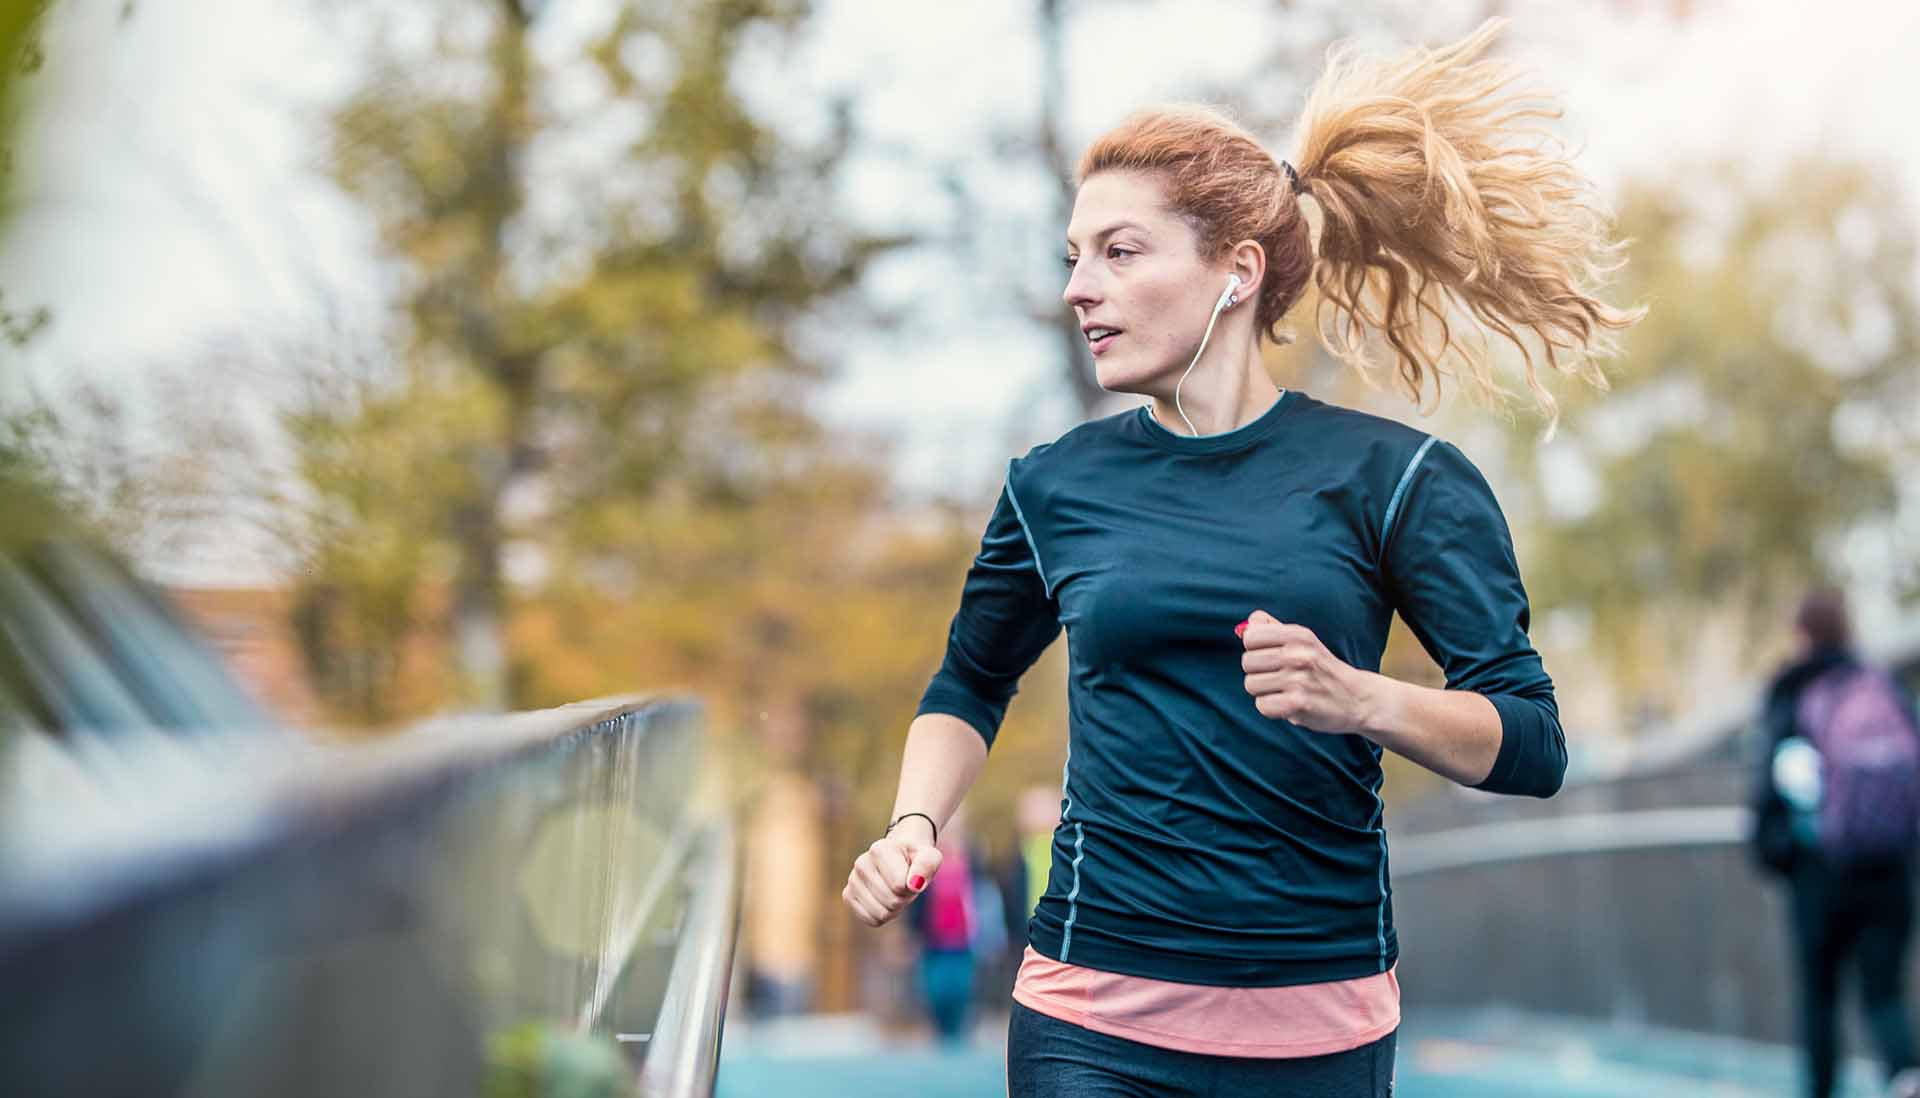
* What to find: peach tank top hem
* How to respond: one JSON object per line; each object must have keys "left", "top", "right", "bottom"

{"left": 1010, "top": 945, "right": 1400, "bottom": 1059}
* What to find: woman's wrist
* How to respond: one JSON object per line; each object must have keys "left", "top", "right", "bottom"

{"left": 1349, "top": 670, "right": 1506, "bottom": 787}
{"left": 885, "top": 811, "right": 938, "bottom": 844}
{"left": 1350, "top": 668, "right": 1411, "bottom": 745}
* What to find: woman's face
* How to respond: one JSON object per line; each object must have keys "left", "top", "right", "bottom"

{"left": 1062, "top": 170, "right": 1228, "bottom": 396}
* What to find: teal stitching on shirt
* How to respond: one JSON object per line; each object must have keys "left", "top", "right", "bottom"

{"left": 1062, "top": 822, "right": 1086, "bottom": 960}
{"left": 1376, "top": 437, "right": 1434, "bottom": 964}
{"left": 1381, "top": 436, "right": 1439, "bottom": 549}
{"left": 1370, "top": 755, "right": 1389, "bottom": 968}
{"left": 1003, "top": 466, "right": 1052, "bottom": 597}
{"left": 1059, "top": 743, "right": 1086, "bottom": 960}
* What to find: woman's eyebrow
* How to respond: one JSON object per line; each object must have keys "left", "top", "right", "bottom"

{"left": 1065, "top": 220, "right": 1149, "bottom": 248}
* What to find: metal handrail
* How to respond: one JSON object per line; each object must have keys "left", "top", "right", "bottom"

{"left": 0, "top": 693, "right": 734, "bottom": 1098}
{"left": 640, "top": 817, "right": 741, "bottom": 1098}
{"left": 0, "top": 695, "right": 679, "bottom": 953}
{"left": 1390, "top": 805, "right": 1750, "bottom": 877}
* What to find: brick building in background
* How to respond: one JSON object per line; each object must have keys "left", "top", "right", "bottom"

{"left": 165, "top": 587, "right": 323, "bottom": 730}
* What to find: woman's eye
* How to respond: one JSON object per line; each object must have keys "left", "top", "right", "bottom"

{"left": 1062, "top": 247, "right": 1134, "bottom": 272}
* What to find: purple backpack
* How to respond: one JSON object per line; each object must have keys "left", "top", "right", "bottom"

{"left": 1798, "top": 665, "right": 1920, "bottom": 864}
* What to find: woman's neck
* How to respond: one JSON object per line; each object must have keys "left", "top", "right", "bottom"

{"left": 1148, "top": 371, "right": 1283, "bottom": 436}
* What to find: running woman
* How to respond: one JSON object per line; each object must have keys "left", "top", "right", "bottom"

{"left": 841, "top": 19, "right": 1643, "bottom": 1096}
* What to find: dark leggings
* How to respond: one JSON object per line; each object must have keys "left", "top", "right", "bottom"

{"left": 1006, "top": 1000, "right": 1395, "bottom": 1098}
{"left": 1790, "top": 858, "right": 1919, "bottom": 1098}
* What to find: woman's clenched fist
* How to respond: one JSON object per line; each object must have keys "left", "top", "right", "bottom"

{"left": 843, "top": 819, "right": 943, "bottom": 927}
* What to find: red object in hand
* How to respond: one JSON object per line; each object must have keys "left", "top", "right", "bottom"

{"left": 910, "top": 874, "right": 926, "bottom": 890}
{"left": 1234, "top": 620, "right": 1249, "bottom": 638}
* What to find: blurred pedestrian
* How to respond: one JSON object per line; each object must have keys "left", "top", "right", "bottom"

{"left": 907, "top": 810, "right": 981, "bottom": 1045}
{"left": 842, "top": 18, "right": 1640, "bottom": 1096}
{"left": 1014, "top": 785, "right": 1060, "bottom": 924}
{"left": 1752, "top": 586, "right": 1920, "bottom": 1098}
{"left": 741, "top": 766, "right": 823, "bottom": 1019}
{"left": 971, "top": 845, "right": 1012, "bottom": 1002}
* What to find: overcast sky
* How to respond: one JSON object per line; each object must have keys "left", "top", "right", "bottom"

{"left": 3, "top": 0, "right": 1917, "bottom": 584}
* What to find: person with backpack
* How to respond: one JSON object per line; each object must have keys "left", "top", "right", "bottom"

{"left": 1753, "top": 587, "right": 1920, "bottom": 1098}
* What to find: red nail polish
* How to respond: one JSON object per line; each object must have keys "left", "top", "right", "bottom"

{"left": 910, "top": 875, "right": 926, "bottom": 890}
{"left": 1234, "top": 621, "right": 1249, "bottom": 638}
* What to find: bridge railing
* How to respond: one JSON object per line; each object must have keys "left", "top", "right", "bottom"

{"left": 0, "top": 695, "right": 737, "bottom": 1098}
{"left": 1387, "top": 625, "right": 1920, "bottom": 1043}
{"left": 1389, "top": 760, "right": 1788, "bottom": 1040}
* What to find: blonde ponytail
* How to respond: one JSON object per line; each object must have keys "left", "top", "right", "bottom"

{"left": 1293, "top": 18, "right": 1645, "bottom": 434}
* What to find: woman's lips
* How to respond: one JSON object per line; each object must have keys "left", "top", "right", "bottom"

{"left": 1089, "top": 331, "right": 1120, "bottom": 356}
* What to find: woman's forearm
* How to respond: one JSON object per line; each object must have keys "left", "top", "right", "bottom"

{"left": 1238, "top": 612, "right": 1563, "bottom": 797}
{"left": 1353, "top": 672, "right": 1503, "bottom": 787}
{"left": 884, "top": 712, "right": 990, "bottom": 843}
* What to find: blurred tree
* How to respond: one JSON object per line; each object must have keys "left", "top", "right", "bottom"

{"left": 1503, "top": 159, "right": 1919, "bottom": 724}
{"left": 0, "top": 378, "right": 259, "bottom": 572}
{"left": 305, "top": 0, "right": 903, "bottom": 713}
{"left": 0, "top": 0, "right": 53, "bottom": 360}
{"left": 281, "top": 348, "right": 461, "bottom": 725}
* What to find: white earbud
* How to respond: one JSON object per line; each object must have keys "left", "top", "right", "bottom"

{"left": 1173, "top": 274, "right": 1246, "bottom": 436}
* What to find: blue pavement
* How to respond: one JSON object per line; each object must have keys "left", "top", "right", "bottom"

{"left": 718, "top": 1013, "right": 1004, "bottom": 1098}
{"left": 718, "top": 1007, "right": 1893, "bottom": 1097}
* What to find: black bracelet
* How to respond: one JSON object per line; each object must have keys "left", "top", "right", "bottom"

{"left": 885, "top": 811, "right": 938, "bottom": 844}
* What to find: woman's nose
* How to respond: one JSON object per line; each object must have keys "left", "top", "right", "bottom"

{"left": 1063, "top": 264, "right": 1098, "bottom": 309}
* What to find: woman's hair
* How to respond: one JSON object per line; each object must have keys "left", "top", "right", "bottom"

{"left": 1074, "top": 19, "right": 1644, "bottom": 435}
{"left": 1795, "top": 587, "right": 1852, "bottom": 650}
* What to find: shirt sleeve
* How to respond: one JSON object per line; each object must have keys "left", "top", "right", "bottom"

{"left": 1380, "top": 438, "right": 1567, "bottom": 798}
{"left": 914, "top": 479, "right": 1063, "bottom": 750}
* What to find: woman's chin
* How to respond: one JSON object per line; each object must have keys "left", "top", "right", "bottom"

{"left": 1093, "top": 356, "right": 1167, "bottom": 395}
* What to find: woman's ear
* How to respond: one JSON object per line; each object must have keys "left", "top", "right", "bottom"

{"left": 1230, "top": 240, "right": 1267, "bottom": 304}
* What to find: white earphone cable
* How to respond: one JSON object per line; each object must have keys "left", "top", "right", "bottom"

{"left": 1173, "top": 277, "right": 1239, "bottom": 436}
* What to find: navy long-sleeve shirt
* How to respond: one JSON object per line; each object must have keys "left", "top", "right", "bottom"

{"left": 916, "top": 390, "right": 1566, "bottom": 986}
